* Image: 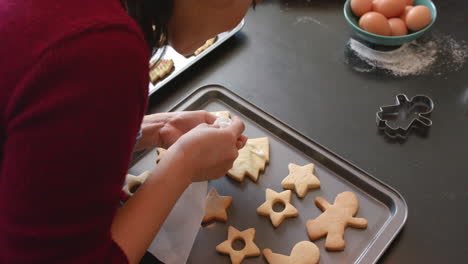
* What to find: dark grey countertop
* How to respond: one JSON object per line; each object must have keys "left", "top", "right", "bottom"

{"left": 142, "top": 0, "right": 468, "bottom": 263}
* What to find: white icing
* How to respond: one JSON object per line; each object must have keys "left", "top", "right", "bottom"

{"left": 246, "top": 142, "right": 265, "bottom": 157}
{"left": 214, "top": 116, "right": 232, "bottom": 128}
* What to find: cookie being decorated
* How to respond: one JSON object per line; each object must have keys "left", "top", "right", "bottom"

{"left": 227, "top": 137, "right": 269, "bottom": 182}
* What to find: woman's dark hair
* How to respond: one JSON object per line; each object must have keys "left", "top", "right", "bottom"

{"left": 121, "top": 0, "right": 173, "bottom": 54}
{"left": 122, "top": 0, "right": 257, "bottom": 55}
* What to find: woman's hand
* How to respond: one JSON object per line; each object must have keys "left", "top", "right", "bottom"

{"left": 135, "top": 111, "right": 217, "bottom": 151}
{"left": 163, "top": 116, "right": 247, "bottom": 183}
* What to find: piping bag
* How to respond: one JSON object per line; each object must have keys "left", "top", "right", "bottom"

{"left": 147, "top": 182, "right": 207, "bottom": 264}
{"left": 147, "top": 116, "right": 231, "bottom": 263}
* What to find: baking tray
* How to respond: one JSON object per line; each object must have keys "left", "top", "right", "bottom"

{"left": 130, "top": 85, "right": 408, "bottom": 264}
{"left": 148, "top": 20, "right": 245, "bottom": 95}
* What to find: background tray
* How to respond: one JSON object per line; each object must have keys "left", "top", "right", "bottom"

{"left": 148, "top": 21, "right": 245, "bottom": 95}
{"left": 130, "top": 85, "right": 408, "bottom": 263}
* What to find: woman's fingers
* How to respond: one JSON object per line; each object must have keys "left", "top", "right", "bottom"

{"left": 203, "top": 111, "right": 218, "bottom": 125}
{"left": 226, "top": 116, "right": 245, "bottom": 137}
{"left": 236, "top": 135, "right": 248, "bottom": 149}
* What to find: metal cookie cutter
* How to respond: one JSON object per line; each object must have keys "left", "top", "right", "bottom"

{"left": 376, "top": 94, "right": 434, "bottom": 139}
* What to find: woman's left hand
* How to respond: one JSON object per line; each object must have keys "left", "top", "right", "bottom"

{"left": 134, "top": 111, "right": 217, "bottom": 151}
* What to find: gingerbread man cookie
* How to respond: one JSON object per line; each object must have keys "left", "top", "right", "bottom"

{"left": 282, "top": 163, "right": 320, "bottom": 198}
{"left": 257, "top": 189, "right": 298, "bottom": 228}
{"left": 306, "top": 191, "right": 368, "bottom": 251}
{"left": 122, "top": 171, "right": 150, "bottom": 196}
{"left": 216, "top": 226, "right": 261, "bottom": 264}
{"left": 227, "top": 137, "right": 269, "bottom": 182}
{"left": 263, "top": 241, "right": 320, "bottom": 264}
{"left": 202, "top": 188, "right": 233, "bottom": 224}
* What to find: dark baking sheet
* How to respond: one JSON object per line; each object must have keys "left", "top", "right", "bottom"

{"left": 131, "top": 85, "right": 407, "bottom": 264}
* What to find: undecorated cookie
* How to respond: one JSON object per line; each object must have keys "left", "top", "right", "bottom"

{"left": 202, "top": 188, "right": 232, "bottom": 224}
{"left": 194, "top": 36, "right": 218, "bottom": 56}
{"left": 257, "top": 189, "right": 298, "bottom": 228}
{"left": 306, "top": 191, "right": 368, "bottom": 251}
{"left": 227, "top": 137, "right": 269, "bottom": 182}
{"left": 263, "top": 241, "right": 320, "bottom": 264}
{"left": 281, "top": 163, "right": 320, "bottom": 198}
{"left": 216, "top": 226, "right": 261, "bottom": 264}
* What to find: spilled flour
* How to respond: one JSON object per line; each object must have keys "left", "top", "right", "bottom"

{"left": 346, "top": 33, "right": 468, "bottom": 76}
{"left": 294, "top": 16, "right": 328, "bottom": 28}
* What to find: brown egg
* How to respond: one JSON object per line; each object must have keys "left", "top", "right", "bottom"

{"left": 359, "top": 11, "right": 392, "bottom": 36}
{"left": 405, "top": 5, "right": 432, "bottom": 31}
{"left": 372, "top": 0, "right": 407, "bottom": 18}
{"left": 406, "top": 0, "right": 414, "bottom": 5}
{"left": 388, "top": 18, "right": 408, "bottom": 36}
{"left": 400, "top": 5, "right": 413, "bottom": 21}
{"left": 351, "top": 0, "right": 373, "bottom": 16}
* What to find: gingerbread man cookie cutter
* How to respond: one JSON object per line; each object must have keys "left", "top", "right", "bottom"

{"left": 216, "top": 226, "right": 261, "bottom": 264}
{"left": 377, "top": 94, "right": 434, "bottom": 139}
{"left": 263, "top": 241, "right": 320, "bottom": 264}
{"left": 257, "top": 189, "right": 298, "bottom": 228}
{"left": 306, "top": 191, "right": 368, "bottom": 251}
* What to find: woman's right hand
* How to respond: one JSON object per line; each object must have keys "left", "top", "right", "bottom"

{"left": 164, "top": 116, "right": 246, "bottom": 183}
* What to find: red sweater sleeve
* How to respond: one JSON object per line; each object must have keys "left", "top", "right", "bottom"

{"left": 0, "top": 27, "right": 148, "bottom": 263}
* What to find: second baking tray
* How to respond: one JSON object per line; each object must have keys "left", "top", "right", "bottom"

{"left": 130, "top": 85, "right": 407, "bottom": 263}
{"left": 148, "top": 20, "right": 245, "bottom": 95}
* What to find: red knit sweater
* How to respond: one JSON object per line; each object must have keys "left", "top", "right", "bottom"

{"left": 0, "top": 0, "right": 149, "bottom": 263}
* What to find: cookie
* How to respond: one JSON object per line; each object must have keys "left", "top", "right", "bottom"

{"left": 256, "top": 189, "right": 298, "bottom": 227}
{"left": 149, "top": 59, "right": 174, "bottom": 84}
{"left": 202, "top": 188, "right": 233, "bottom": 224}
{"left": 216, "top": 226, "right": 261, "bottom": 264}
{"left": 306, "top": 191, "right": 368, "bottom": 251}
{"left": 194, "top": 36, "right": 218, "bottom": 56}
{"left": 263, "top": 241, "right": 320, "bottom": 264}
{"left": 211, "top": 111, "right": 231, "bottom": 118}
{"left": 156, "top": 147, "right": 167, "bottom": 163}
{"left": 122, "top": 171, "right": 150, "bottom": 196}
{"left": 227, "top": 137, "right": 269, "bottom": 182}
{"left": 281, "top": 163, "right": 320, "bottom": 198}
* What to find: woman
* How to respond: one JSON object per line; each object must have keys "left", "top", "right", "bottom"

{"left": 0, "top": 0, "right": 257, "bottom": 263}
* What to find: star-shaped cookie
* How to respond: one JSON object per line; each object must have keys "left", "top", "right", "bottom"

{"left": 156, "top": 148, "right": 167, "bottom": 163}
{"left": 257, "top": 189, "right": 298, "bottom": 227}
{"left": 216, "top": 226, "right": 261, "bottom": 264}
{"left": 122, "top": 171, "right": 150, "bottom": 196}
{"left": 202, "top": 188, "right": 233, "bottom": 224}
{"left": 227, "top": 137, "right": 269, "bottom": 182}
{"left": 281, "top": 163, "right": 320, "bottom": 198}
